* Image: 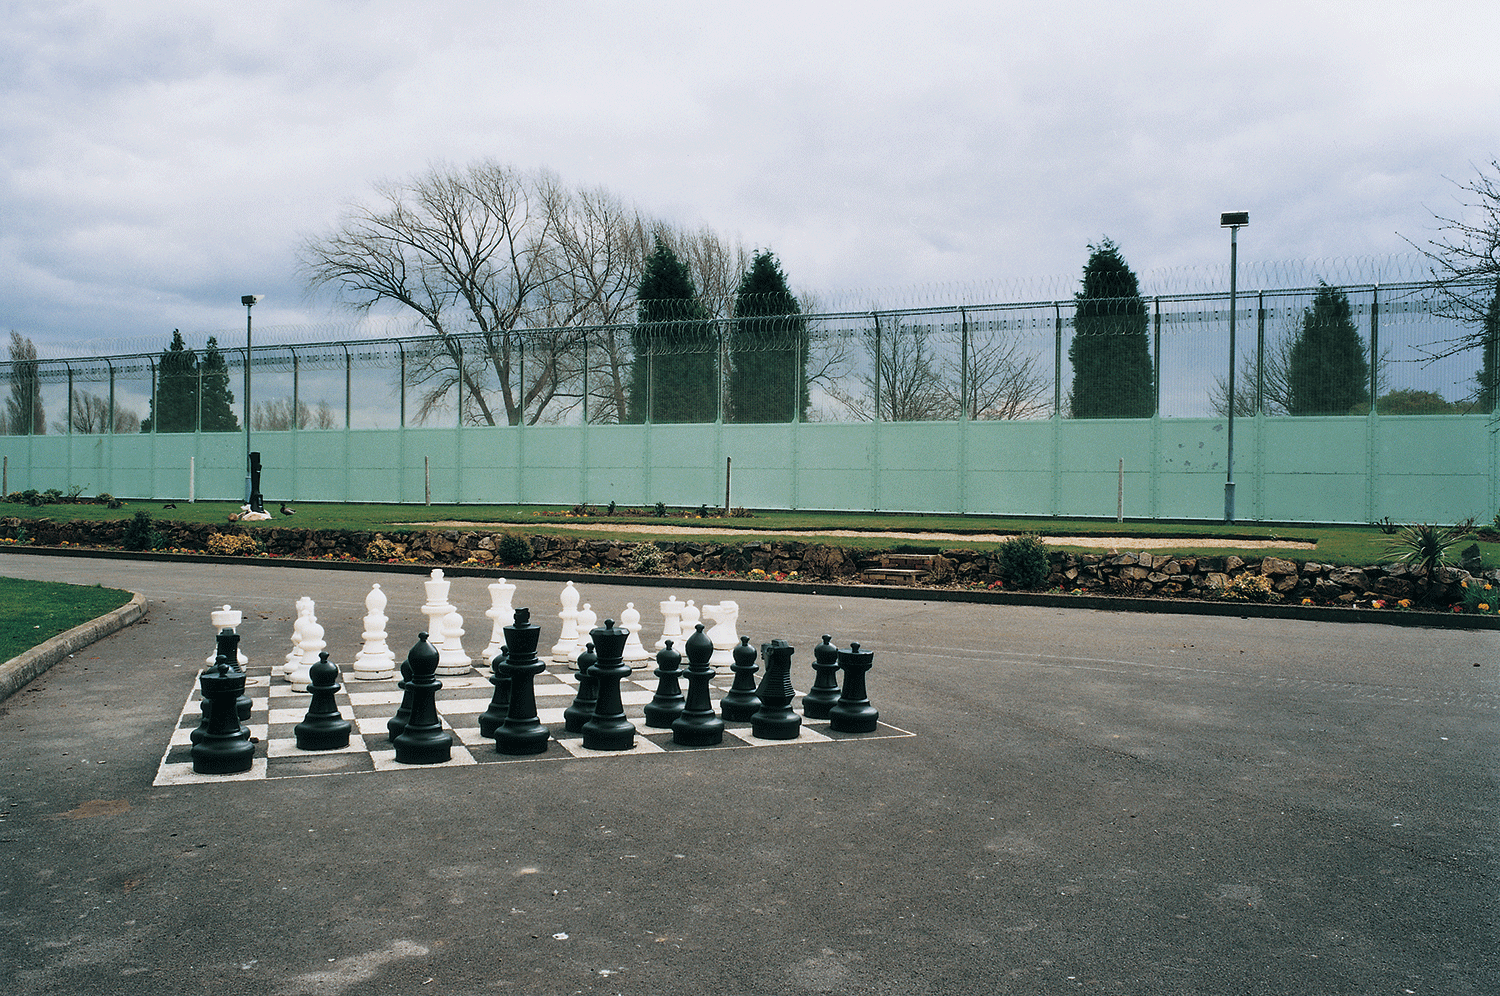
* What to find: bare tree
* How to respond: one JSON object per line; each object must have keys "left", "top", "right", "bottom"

{"left": 252, "top": 398, "right": 338, "bottom": 431}
{"left": 1410, "top": 160, "right": 1500, "bottom": 358}
{"left": 52, "top": 389, "right": 140, "bottom": 434}
{"left": 825, "top": 317, "right": 948, "bottom": 421}
{"left": 937, "top": 327, "right": 1052, "bottom": 420}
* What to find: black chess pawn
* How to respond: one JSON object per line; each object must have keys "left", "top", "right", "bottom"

{"left": 386, "top": 654, "right": 415, "bottom": 741}
{"left": 582, "top": 620, "right": 636, "bottom": 750}
{"left": 562, "top": 642, "right": 599, "bottom": 734}
{"left": 393, "top": 633, "right": 452, "bottom": 764}
{"left": 295, "top": 652, "right": 352, "bottom": 750}
{"left": 751, "top": 639, "right": 801, "bottom": 739}
{"left": 477, "top": 647, "right": 511, "bottom": 739}
{"left": 829, "top": 642, "right": 879, "bottom": 733}
{"left": 190, "top": 660, "right": 255, "bottom": 774}
{"left": 719, "top": 635, "right": 761, "bottom": 721}
{"left": 642, "top": 640, "right": 685, "bottom": 729}
{"left": 495, "top": 608, "right": 550, "bottom": 755}
{"left": 672, "top": 624, "right": 724, "bottom": 746}
{"left": 800, "top": 635, "right": 842, "bottom": 720}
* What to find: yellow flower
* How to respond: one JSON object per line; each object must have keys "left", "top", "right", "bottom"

{"left": 1480, "top": 604, "right": 1491, "bottom": 612}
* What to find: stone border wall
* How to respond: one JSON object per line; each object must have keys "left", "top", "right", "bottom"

{"left": 2, "top": 517, "right": 1492, "bottom": 609}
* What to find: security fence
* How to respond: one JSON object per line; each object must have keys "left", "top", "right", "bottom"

{"left": 2, "top": 275, "right": 1496, "bottom": 522}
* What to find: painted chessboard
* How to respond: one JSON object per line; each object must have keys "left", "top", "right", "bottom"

{"left": 154, "top": 662, "right": 913, "bottom": 786}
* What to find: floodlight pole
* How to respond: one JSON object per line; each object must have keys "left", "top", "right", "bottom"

{"left": 1220, "top": 212, "right": 1248, "bottom": 523}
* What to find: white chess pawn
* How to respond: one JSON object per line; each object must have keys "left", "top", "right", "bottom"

{"left": 481, "top": 578, "right": 517, "bottom": 666}
{"left": 620, "top": 602, "right": 651, "bottom": 666}
{"left": 283, "top": 596, "right": 314, "bottom": 680}
{"left": 287, "top": 602, "right": 325, "bottom": 691}
{"left": 353, "top": 583, "right": 397, "bottom": 680}
{"left": 552, "top": 581, "right": 582, "bottom": 662}
{"left": 436, "top": 605, "right": 473, "bottom": 675}
{"left": 656, "top": 595, "right": 684, "bottom": 651}
{"left": 701, "top": 600, "right": 739, "bottom": 666}
{"left": 678, "top": 599, "right": 700, "bottom": 643}
{"left": 206, "top": 604, "right": 248, "bottom": 667}
{"left": 575, "top": 601, "right": 598, "bottom": 641}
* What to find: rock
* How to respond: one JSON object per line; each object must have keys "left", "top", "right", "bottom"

{"left": 1204, "top": 573, "right": 1230, "bottom": 589}
{"left": 1262, "top": 557, "right": 1298, "bottom": 576}
{"left": 1224, "top": 556, "right": 1245, "bottom": 572}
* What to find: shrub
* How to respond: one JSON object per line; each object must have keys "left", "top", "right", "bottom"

{"left": 496, "top": 533, "right": 532, "bottom": 565}
{"left": 1217, "top": 572, "right": 1279, "bottom": 602}
{"left": 206, "top": 532, "right": 261, "bottom": 556}
{"left": 21, "top": 489, "right": 42, "bottom": 507}
{"left": 42, "top": 488, "right": 63, "bottom": 504}
{"left": 625, "top": 542, "right": 667, "bottom": 575}
{"left": 1459, "top": 578, "right": 1500, "bottom": 615}
{"left": 653, "top": 502, "right": 667, "bottom": 518}
{"left": 365, "top": 537, "right": 403, "bottom": 561}
{"left": 996, "top": 533, "right": 1051, "bottom": 590}
{"left": 1387, "top": 519, "right": 1475, "bottom": 584}
{"left": 122, "top": 510, "right": 157, "bottom": 551}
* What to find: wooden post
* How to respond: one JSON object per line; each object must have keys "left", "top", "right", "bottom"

{"left": 1117, "top": 458, "right": 1124, "bottom": 522}
{"left": 425, "top": 456, "right": 431, "bottom": 506}
{"left": 724, "top": 456, "right": 732, "bottom": 514}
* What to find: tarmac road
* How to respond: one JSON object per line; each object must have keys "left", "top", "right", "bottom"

{"left": 0, "top": 554, "right": 1495, "bottom": 995}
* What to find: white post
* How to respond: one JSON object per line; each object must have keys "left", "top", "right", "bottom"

{"left": 1117, "top": 458, "right": 1124, "bottom": 523}
{"left": 189, "top": 456, "right": 196, "bottom": 503}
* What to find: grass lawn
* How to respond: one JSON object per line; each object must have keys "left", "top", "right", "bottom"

{"left": 2, "top": 499, "right": 1487, "bottom": 568}
{"left": 0, "top": 577, "right": 134, "bottom": 663}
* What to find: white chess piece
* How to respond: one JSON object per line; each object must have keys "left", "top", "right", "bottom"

{"left": 481, "top": 578, "right": 517, "bottom": 667}
{"left": 283, "top": 596, "right": 314, "bottom": 680}
{"left": 436, "top": 605, "right": 473, "bottom": 675}
{"left": 701, "top": 600, "right": 739, "bottom": 666}
{"left": 620, "top": 602, "right": 651, "bottom": 666}
{"left": 287, "top": 600, "right": 325, "bottom": 691}
{"left": 678, "top": 599, "right": 700, "bottom": 643}
{"left": 206, "top": 604, "right": 248, "bottom": 667}
{"left": 420, "top": 569, "right": 454, "bottom": 655}
{"left": 656, "top": 595, "right": 684, "bottom": 651}
{"left": 552, "top": 581, "right": 582, "bottom": 662}
{"left": 353, "top": 583, "right": 397, "bottom": 680}
{"left": 575, "top": 601, "right": 598, "bottom": 642}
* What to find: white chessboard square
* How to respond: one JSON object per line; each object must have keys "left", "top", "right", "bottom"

{"left": 266, "top": 736, "right": 367, "bottom": 758}
{"left": 368, "top": 746, "right": 479, "bottom": 771}
{"left": 155, "top": 757, "right": 268, "bottom": 786}
{"left": 723, "top": 726, "right": 834, "bottom": 747}
{"left": 555, "top": 737, "right": 667, "bottom": 759}
{"left": 346, "top": 689, "right": 405, "bottom": 707}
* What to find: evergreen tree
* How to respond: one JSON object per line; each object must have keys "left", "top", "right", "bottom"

{"left": 1067, "top": 239, "right": 1154, "bottom": 417}
{"left": 5, "top": 332, "right": 45, "bottom": 435}
{"left": 142, "top": 330, "right": 199, "bottom": 432}
{"left": 1475, "top": 278, "right": 1500, "bottom": 413}
{"left": 729, "top": 250, "right": 807, "bottom": 422}
{"left": 627, "top": 238, "right": 718, "bottom": 423}
{"left": 1286, "top": 283, "right": 1369, "bottom": 415}
{"left": 198, "top": 336, "right": 240, "bottom": 432}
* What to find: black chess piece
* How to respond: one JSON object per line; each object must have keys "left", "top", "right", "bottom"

{"left": 295, "top": 652, "right": 352, "bottom": 750}
{"left": 672, "top": 624, "right": 724, "bottom": 746}
{"left": 751, "top": 639, "right": 801, "bottom": 739}
{"left": 800, "top": 635, "right": 842, "bottom": 719}
{"left": 642, "top": 640, "right": 685, "bottom": 729}
{"left": 582, "top": 620, "right": 636, "bottom": 750}
{"left": 477, "top": 647, "right": 511, "bottom": 739}
{"left": 386, "top": 654, "right": 415, "bottom": 741}
{"left": 190, "top": 660, "right": 255, "bottom": 774}
{"left": 495, "top": 608, "right": 550, "bottom": 755}
{"left": 192, "top": 632, "right": 248, "bottom": 744}
{"left": 829, "top": 642, "right": 879, "bottom": 733}
{"left": 719, "top": 635, "right": 761, "bottom": 721}
{"left": 393, "top": 633, "right": 452, "bottom": 764}
{"left": 562, "top": 643, "right": 599, "bottom": 734}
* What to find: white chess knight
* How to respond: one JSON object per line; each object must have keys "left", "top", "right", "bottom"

{"left": 619, "top": 602, "right": 651, "bottom": 666}
{"left": 480, "top": 578, "right": 517, "bottom": 666}
{"left": 701, "top": 600, "right": 740, "bottom": 665}
{"left": 552, "top": 581, "right": 582, "bottom": 662}
{"left": 206, "top": 604, "right": 248, "bottom": 667}
{"left": 353, "top": 583, "right": 397, "bottom": 680}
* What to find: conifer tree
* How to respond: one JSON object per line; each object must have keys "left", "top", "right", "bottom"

{"left": 1286, "top": 283, "right": 1369, "bottom": 415}
{"left": 627, "top": 238, "right": 718, "bottom": 423}
{"left": 1068, "top": 239, "right": 1154, "bottom": 417}
{"left": 729, "top": 250, "right": 807, "bottom": 422}
{"left": 198, "top": 336, "right": 240, "bottom": 432}
{"left": 142, "top": 330, "right": 199, "bottom": 432}
{"left": 1475, "top": 278, "right": 1500, "bottom": 413}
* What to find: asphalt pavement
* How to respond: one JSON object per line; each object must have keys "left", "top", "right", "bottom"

{"left": 0, "top": 553, "right": 1495, "bottom": 995}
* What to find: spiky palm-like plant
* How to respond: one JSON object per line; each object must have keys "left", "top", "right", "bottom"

{"left": 1388, "top": 519, "right": 1475, "bottom": 598}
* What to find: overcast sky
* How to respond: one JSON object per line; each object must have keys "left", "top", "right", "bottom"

{"left": 3, "top": 0, "right": 1497, "bottom": 357}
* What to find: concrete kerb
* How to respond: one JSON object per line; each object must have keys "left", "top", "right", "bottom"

{"left": 0, "top": 591, "right": 148, "bottom": 704}
{"left": 5, "top": 543, "right": 1497, "bottom": 632}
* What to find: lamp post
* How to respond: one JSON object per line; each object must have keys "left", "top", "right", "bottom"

{"left": 241, "top": 295, "right": 262, "bottom": 508}
{"left": 1219, "top": 212, "right": 1248, "bottom": 523}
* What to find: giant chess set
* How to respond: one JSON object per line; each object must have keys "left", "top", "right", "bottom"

{"left": 156, "top": 571, "right": 910, "bottom": 785}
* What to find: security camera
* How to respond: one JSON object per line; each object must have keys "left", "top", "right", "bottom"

{"left": 241, "top": 294, "right": 264, "bottom": 306}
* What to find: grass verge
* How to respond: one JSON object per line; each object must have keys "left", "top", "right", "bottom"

{"left": 0, "top": 577, "right": 134, "bottom": 662}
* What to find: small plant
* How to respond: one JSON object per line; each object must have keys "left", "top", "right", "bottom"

{"left": 1372, "top": 516, "right": 1400, "bottom": 535}
{"left": 606, "top": 500, "right": 616, "bottom": 516}
{"left": 14, "top": 526, "right": 29, "bottom": 544}
{"left": 206, "top": 532, "right": 262, "bottom": 556}
{"left": 1387, "top": 519, "right": 1475, "bottom": 582}
{"left": 496, "top": 533, "right": 532, "bottom": 565}
{"left": 365, "top": 537, "right": 403, "bottom": 561}
{"left": 66, "top": 484, "right": 88, "bottom": 502}
{"left": 625, "top": 541, "right": 667, "bottom": 575}
{"left": 695, "top": 504, "right": 710, "bottom": 518}
{"left": 21, "top": 489, "right": 42, "bottom": 507}
{"left": 728, "top": 506, "right": 751, "bottom": 517}
{"left": 1217, "top": 572, "right": 1279, "bottom": 603}
{"left": 122, "top": 510, "right": 157, "bottom": 551}
{"left": 653, "top": 502, "right": 667, "bottom": 518}
{"left": 996, "top": 533, "right": 1051, "bottom": 590}
{"left": 42, "top": 488, "right": 64, "bottom": 504}
{"left": 1459, "top": 578, "right": 1500, "bottom": 615}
